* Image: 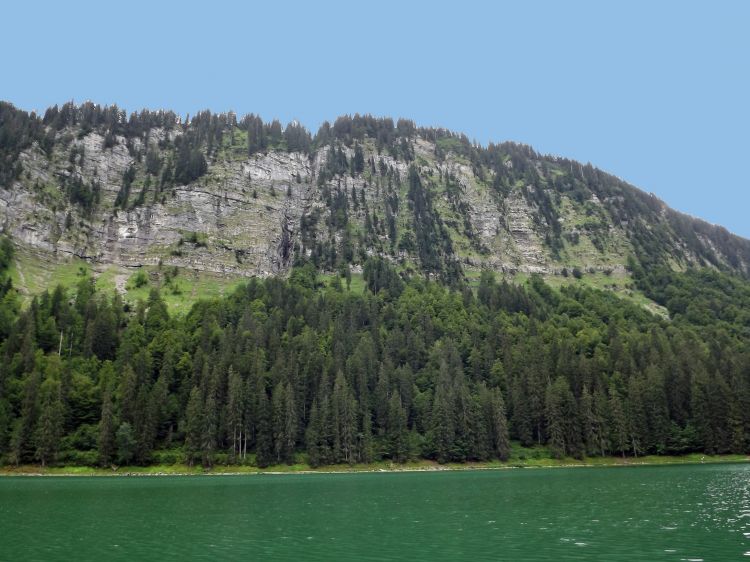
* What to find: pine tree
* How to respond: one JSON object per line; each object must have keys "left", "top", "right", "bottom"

{"left": 545, "top": 380, "right": 567, "bottom": 459}
{"left": 626, "top": 376, "right": 648, "bottom": 457}
{"left": 643, "top": 364, "right": 670, "bottom": 453}
{"left": 387, "top": 392, "right": 408, "bottom": 462}
{"left": 510, "top": 377, "right": 533, "bottom": 446}
{"left": 143, "top": 374, "right": 168, "bottom": 458}
{"left": 358, "top": 407, "right": 374, "bottom": 463}
{"left": 115, "top": 422, "right": 135, "bottom": 465}
{"left": 486, "top": 386, "right": 510, "bottom": 461}
{"left": 608, "top": 387, "right": 629, "bottom": 458}
{"left": 255, "top": 381, "right": 273, "bottom": 468}
{"left": 272, "top": 382, "right": 297, "bottom": 464}
{"left": 283, "top": 382, "right": 297, "bottom": 463}
{"left": 98, "top": 385, "right": 116, "bottom": 466}
{"left": 353, "top": 143, "right": 365, "bottom": 175}
{"left": 226, "top": 367, "right": 244, "bottom": 463}
{"left": 592, "top": 387, "right": 611, "bottom": 456}
{"left": 306, "top": 399, "right": 328, "bottom": 468}
{"left": 89, "top": 298, "right": 117, "bottom": 360}
{"left": 184, "top": 386, "right": 203, "bottom": 467}
{"left": 545, "top": 377, "right": 582, "bottom": 459}
{"left": 332, "top": 371, "right": 356, "bottom": 464}
{"left": 374, "top": 365, "right": 390, "bottom": 435}
{"left": 118, "top": 365, "right": 138, "bottom": 426}
{"left": 10, "top": 370, "right": 41, "bottom": 465}
{"left": 35, "top": 377, "right": 64, "bottom": 467}
{"left": 579, "top": 385, "right": 596, "bottom": 456}
{"left": 430, "top": 372, "right": 455, "bottom": 463}
{"left": 202, "top": 374, "right": 219, "bottom": 468}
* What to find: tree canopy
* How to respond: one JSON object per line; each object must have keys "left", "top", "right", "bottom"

{"left": 1, "top": 248, "right": 748, "bottom": 468}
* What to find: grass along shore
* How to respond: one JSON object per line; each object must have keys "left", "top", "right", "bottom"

{"left": 2, "top": 453, "right": 748, "bottom": 477}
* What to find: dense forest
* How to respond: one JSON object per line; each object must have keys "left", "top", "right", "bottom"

{"left": 0, "top": 232, "right": 748, "bottom": 469}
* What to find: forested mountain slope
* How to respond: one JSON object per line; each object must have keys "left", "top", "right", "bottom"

{"left": 0, "top": 248, "right": 748, "bottom": 468}
{"left": 1, "top": 101, "right": 749, "bottom": 469}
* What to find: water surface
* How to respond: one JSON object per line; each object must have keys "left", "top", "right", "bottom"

{"left": 1, "top": 463, "right": 749, "bottom": 561}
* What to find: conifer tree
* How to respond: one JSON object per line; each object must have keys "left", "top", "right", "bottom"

{"left": 116, "top": 422, "right": 135, "bottom": 465}
{"left": 184, "top": 387, "right": 203, "bottom": 467}
{"left": 387, "top": 393, "right": 408, "bottom": 462}
{"left": 332, "top": 371, "right": 356, "bottom": 464}
{"left": 35, "top": 377, "right": 64, "bottom": 467}
{"left": 255, "top": 381, "right": 273, "bottom": 468}
{"left": 98, "top": 384, "right": 116, "bottom": 466}
{"left": 226, "top": 367, "right": 244, "bottom": 463}
{"left": 10, "top": 370, "right": 41, "bottom": 465}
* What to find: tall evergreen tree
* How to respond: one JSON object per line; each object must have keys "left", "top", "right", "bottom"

{"left": 34, "top": 377, "right": 64, "bottom": 466}
{"left": 386, "top": 392, "right": 408, "bottom": 462}
{"left": 98, "top": 384, "right": 116, "bottom": 466}
{"left": 255, "top": 381, "right": 273, "bottom": 468}
{"left": 184, "top": 386, "right": 203, "bottom": 467}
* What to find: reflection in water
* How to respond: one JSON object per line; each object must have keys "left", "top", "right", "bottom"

{"left": 0, "top": 463, "right": 748, "bottom": 561}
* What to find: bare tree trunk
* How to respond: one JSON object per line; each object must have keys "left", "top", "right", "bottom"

{"left": 232, "top": 427, "right": 237, "bottom": 463}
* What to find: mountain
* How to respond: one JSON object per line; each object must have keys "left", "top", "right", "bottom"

{"left": 1, "top": 101, "right": 750, "bottom": 471}
{"left": 2, "top": 101, "right": 749, "bottom": 300}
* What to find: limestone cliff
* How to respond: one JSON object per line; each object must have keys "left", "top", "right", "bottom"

{"left": 1, "top": 102, "right": 748, "bottom": 288}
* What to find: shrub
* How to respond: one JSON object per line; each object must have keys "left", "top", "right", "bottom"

{"left": 128, "top": 269, "right": 149, "bottom": 289}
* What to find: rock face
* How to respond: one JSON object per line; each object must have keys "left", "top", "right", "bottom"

{"left": 2, "top": 134, "right": 321, "bottom": 277}
{"left": 1, "top": 120, "right": 748, "bottom": 282}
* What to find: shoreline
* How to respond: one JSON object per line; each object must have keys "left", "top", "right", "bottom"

{"left": 2, "top": 453, "right": 748, "bottom": 477}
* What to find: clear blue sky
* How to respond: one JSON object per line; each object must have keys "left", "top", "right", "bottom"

{"left": 3, "top": 1, "right": 748, "bottom": 236}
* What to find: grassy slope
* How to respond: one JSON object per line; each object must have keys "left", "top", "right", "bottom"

{"left": 10, "top": 249, "right": 666, "bottom": 318}
{"left": 8, "top": 249, "right": 90, "bottom": 296}
{"left": 111, "top": 267, "right": 245, "bottom": 315}
{"left": 9, "top": 248, "right": 244, "bottom": 314}
{"left": 464, "top": 267, "right": 667, "bottom": 317}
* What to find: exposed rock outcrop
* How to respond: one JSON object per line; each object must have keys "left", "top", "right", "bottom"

{"left": 1, "top": 121, "right": 747, "bottom": 283}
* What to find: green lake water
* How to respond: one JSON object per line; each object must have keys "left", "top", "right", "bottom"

{"left": 1, "top": 463, "right": 749, "bottom": 561}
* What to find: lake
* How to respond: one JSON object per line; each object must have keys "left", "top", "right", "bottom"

{"left": 1, "top": 464, "right": 749, "bottom": 561}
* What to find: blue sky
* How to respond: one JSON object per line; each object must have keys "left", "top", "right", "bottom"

{"left": 3, "top": 1, "right": 748, "bottom": 236}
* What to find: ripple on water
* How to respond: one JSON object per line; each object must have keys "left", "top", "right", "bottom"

{"left": 3, "top": 465, "right": 750, "bottom": 561}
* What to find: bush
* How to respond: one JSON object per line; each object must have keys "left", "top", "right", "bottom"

{"left": 57, "top": 449, "right": 98, "bottom": 466}
{"left": 181, "top": 231, "right": 208, "bottom": 248}
{"left": 152, "top": 449, "right": 181, "bottom": 465}
{"left": 61, "top": 424, "right": 98, "bottom": 451}
{"left": 212, "top": 453, "right": 229, "bottom": 466}
{"left": 128, "top": 269, "right": 149, "bottom": 289}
